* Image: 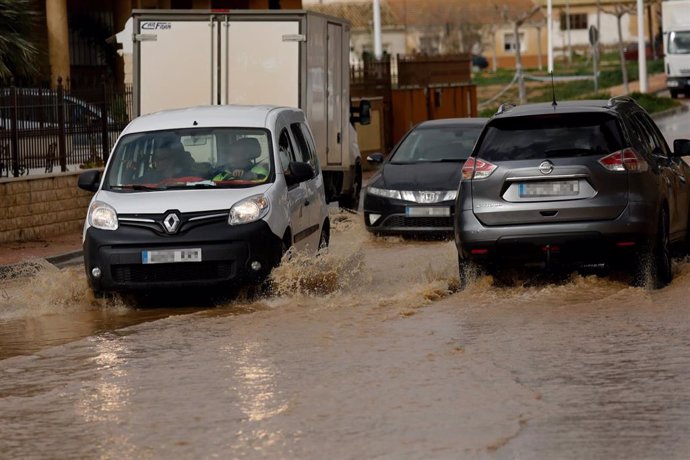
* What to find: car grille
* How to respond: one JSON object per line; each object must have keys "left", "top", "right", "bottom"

{"left": 112, "top": 262, "right": 233, "bottom": 284}
{"left": 382, "top": 215, "right": 453, "bottom": 228}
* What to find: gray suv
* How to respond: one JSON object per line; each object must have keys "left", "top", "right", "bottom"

{"left": 454, "top": 97, "right": 690, "bottom": 289}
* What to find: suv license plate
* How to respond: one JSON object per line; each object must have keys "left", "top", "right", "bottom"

{"left": 519, "top": 180, "right": 579, "bottom": 197}
{"left": 142, "top": 248, "right": 202, "bottom": 264}
{"left": 406, "top": 206, "right": 450, "bottom": 217}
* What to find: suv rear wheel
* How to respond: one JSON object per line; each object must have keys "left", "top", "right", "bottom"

{"left": 633, "top": 208, "right": 672, "bottom": 288}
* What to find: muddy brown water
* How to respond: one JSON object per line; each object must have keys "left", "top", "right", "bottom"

{"left": 2, "top": 210, "right": 690, "bottom": 459}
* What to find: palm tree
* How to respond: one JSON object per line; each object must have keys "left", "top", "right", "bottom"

{"left": 0, "top": 0, "right": 39, "bottom": 80}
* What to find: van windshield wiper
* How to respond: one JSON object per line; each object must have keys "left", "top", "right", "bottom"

{"left": 110, "top": 184, "right": 165, "bottom": 191}
{"left": 163, "top": 183, "right": 218, "bottom": 189}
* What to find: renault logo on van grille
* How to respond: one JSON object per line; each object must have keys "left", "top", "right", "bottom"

{"left": 162, "top": 213, "right": 181, "bottom": 234}
{"left": 539, "top": 160, "right": 554, "bottom": 175}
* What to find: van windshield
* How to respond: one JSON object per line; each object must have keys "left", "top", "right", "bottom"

{"left": 104, "top": 128, "right": 273, "bottom": 190}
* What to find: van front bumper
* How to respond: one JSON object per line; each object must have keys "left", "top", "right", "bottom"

{"left": 84, "top": 219, "right": 283, "bottom": 293}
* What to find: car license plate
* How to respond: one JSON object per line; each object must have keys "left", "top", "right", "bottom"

{"left": 141, "top": 248, "right": 202, "bottom": 264}
{"left": 405, "top": 206, "right": 450, "bottom": 217}
{"left": 519, "top": 180, "right": 579, "bottom": 197}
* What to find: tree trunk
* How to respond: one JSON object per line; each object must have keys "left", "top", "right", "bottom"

{"left": 617, "top": 14, "right": 629, "bottom": 94}
{"left": 515, "top": 22, "right": 526, "bottom": 104}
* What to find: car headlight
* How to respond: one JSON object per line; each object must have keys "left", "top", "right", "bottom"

{"left": 229, "top": 194, "right": 270, "bottom": 225}
{"left": 368, "top": 186, "right": 402, "bottom": 200}
{"left": 88, "top": 201, "right": 118, "bottom": 231}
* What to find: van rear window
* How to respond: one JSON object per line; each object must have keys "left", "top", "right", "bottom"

{"left": 476, "top": 113, "right": 624, "bottom": 162}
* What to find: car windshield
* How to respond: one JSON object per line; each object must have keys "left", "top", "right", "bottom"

{"left": 476, "top": 113, "right": 624, "bottom": 162}
{"left": 390, "top": 125, "right": 483, "bottom": 164}
{"left": 104, "top": 128, "right": 273, "bottom": 190}
{"left": 669, "top": 31, "right": 690, "bottom": 54}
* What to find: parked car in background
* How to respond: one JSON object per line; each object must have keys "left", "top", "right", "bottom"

{"left": 623, "top": 41, "right": 663, "bottom": 61}
{"left": 0, "top": 87, "right": 121, "bottom": 175}
{"left": 455, "top": 97, "right": 690, "bottom": 289}
{"left": 472, "top": 54, "right": 489, "bottom": 70}
{"left": 363, "top": 118, "right": 487, "bottom": 236}
{"left": 77, "top": 104, "right": 329, "bottom": 297}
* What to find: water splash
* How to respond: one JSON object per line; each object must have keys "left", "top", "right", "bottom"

{"left": 269, "top": 247, "right": 366, "bottom": 297}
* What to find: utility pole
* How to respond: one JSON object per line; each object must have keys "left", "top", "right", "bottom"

{"left": 637, "top": 0, "right": 648, "bottom": 92}
{"left": 547, "top": 0, "right": 553, "bottom": 72}
{"left": 373, "top": 0, "right": 383, "bottom": 59}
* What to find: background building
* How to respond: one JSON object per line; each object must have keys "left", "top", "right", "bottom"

{"left": 36, "top": 0, "right": 302, "bottom": 90}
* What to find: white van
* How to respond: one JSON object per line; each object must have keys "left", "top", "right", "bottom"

{"left": 77, "top": 105, "right": 329, "bottom": 296}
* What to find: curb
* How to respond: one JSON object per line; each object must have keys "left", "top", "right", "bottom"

{"left": 0, "top": 249, "right": 83, "bottom": 279}
{"left": 651, "top": 103, "right": 689, "bottom": 121}
{"left": 46, "top": 250, "right": 84, "bottom": 268}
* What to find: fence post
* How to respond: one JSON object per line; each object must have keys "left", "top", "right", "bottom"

{"left": 9, "top": 83, "right": 19, "bottom": 177}
{"left": 101, "top": 81, "right": 109, "bottom": 164}
{"left": 56, "top": 77, "right": 67, "bottom": 172}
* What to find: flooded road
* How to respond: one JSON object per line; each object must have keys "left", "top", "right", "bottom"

{"left": 3, "top": 109, "right": 690, "bottom": 458}
{"left": 3, "top": 210, "right": 690, "bottom": 459}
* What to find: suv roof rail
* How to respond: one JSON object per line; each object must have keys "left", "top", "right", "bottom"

{"left": 606, "top": 95, "right": 634, "bottom": 107}
{"left": 496, "top": 103, "right": 516, "bottom": 115}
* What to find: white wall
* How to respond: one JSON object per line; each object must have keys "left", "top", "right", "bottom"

{"left": 553, "top": 13, "right": 634, "bottom": 48}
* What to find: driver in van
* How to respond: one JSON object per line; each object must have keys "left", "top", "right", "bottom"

{"left": 143, "top": 137, "right": 191, "bottom": 182}
{"left": 212, "top": 137, "right": 268, "bottom": 181}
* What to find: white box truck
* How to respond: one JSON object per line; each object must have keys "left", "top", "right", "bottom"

{"left": 662, "top": 0, "right": 690, "bottom": 98}
{"left": 129, "top": 9, "right": 368, "bottom": 208}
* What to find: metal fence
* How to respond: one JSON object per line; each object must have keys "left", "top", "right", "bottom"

{"left": 0, "top": 79, "right": 133, "bottom": 178}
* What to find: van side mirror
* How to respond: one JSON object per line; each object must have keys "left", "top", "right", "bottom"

{"left": 78, "top": 170, "right": 101, "bottom": 192}
{"left": 366, "top": 153, "right": 384, "bottom": 164}
{"left": 350, "top": 99, "right": 372, "bottom": 126}
{"left": 286, "top": 161, "right": 314, "bottom": 186}
{"left": 673, "top": 139, "right": 690, "bottom": 157}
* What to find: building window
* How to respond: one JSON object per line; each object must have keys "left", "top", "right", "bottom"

{"left": 503, "top": 33, "right": 526, "bottom": 52}
{"left": 560, "top": 13, "right": 588, "bottom": 30}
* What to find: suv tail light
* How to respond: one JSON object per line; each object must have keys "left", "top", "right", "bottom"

{"left": 462, "top": 157, "right": 497, "bottom": 180}
{"left": 598, "top": 148, "right": 649, "bottom": 173}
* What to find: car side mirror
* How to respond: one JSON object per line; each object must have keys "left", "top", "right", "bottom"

{"left": 286, "top": 161, "right": 314, "bottom": 186}
{"left": 673, "top": 139, "right": 690, "bottom": 157}
{"left": 366, "top": 153, "right": 384, "bottom": 164}
{"left": 78, "top": 169, "right": 101, "bottom": 192}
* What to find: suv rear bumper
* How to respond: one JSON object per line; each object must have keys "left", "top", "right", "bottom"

{"left": 455, "top": 201, "right": 657, "bottom": 267}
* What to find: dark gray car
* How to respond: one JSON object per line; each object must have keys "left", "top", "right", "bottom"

{"left": 454, "top": 97, "right": 690, "bottom": 289}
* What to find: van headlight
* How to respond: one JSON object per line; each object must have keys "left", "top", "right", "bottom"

{"left": 88, "top": 201, "right": 118, "bottom": 231}
{"left": 229, "top": 195, "right": 270, "bottom": 225}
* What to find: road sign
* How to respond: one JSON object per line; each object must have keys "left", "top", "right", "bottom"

{"left": 589, "top": 25, "right": 599, "bottom": 46}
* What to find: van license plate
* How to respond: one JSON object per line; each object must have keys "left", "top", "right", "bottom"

{"left": 406, "top": 206, "right": 450, "bottom": 217}
{"left": 519, "top": 180, "right": 579, "bottom": 197}
{"left": 142, "top": 248, "right": 202, "bottom": 264}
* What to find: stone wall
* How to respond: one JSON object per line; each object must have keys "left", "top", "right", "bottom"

{"left": 0, "top": 171, "right": 94, "bottom": 243}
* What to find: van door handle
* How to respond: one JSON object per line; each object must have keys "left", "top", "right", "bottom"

{"left": 337, "top": 132, "right": 341, "bottom": 144}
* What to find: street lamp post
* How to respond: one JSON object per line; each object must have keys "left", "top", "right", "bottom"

{"left": 373, "top": 0, "right": 383, "bottom": 59}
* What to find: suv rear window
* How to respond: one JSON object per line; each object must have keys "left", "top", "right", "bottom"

{"left": 476, "top": 113, "right": 624, "bottom": 161}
